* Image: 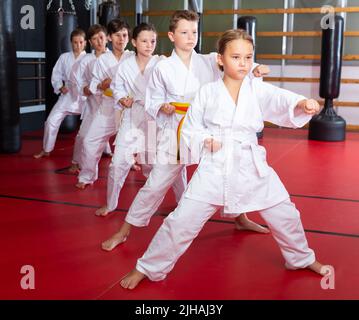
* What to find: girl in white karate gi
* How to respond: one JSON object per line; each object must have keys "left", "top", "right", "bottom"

{"left": 95, "top": 23, "right": 186, "bottom": 219}
{"left": 101, "top": 10, "right": 270, "bottom": 252}
{"left": 34, "top": 29, "right": 86, "bottom": 159}
{"left": 68, "top": 24, "right": 112, "bottom": 174}
{"left": 76, "top": 19, "right": 133, "bottom": 189}
{"left": 120, "top": 29, "right": 328, "bottom": 290}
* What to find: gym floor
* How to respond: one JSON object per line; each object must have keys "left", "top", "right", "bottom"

{"left": 1, "top": 127, "right": 358, "bottom": 300}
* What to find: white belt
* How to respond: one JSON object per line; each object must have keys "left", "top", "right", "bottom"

{"left": 228, "top": 134, "right": 269, "bottom": 178}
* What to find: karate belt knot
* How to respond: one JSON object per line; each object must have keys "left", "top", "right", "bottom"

{"left": 225, "top": 134, "right": 269, "bottom": 178}
{"left": 170, "top": 102, "right": 190, "bottom": 152}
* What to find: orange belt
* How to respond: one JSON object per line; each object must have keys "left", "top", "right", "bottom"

{"left": 170, "top": 102, "right": 190, "bottom": 156}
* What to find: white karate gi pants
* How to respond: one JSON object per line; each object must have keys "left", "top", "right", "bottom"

{"left": 124, "top": 163, "right": 187, "bottom": 226}
{"left": 71, "top": 110, "right": 111, "bottom": 166}
{"left": 136, "top": 197, "right": 316, "bottom": 281}
{"left": 43, "top": 104, "right": 78, "bottom": 153}
{"left": 107, "top": 151, "right": 187, "bottom": 211}
{"left": 77, "top": 108, "right": 116, "bottom": 184}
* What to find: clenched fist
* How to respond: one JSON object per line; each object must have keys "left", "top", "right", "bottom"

{"left": 204, "top": 138, "right": 222, "bottom": 153}
{"left": 297, "top": 99, "right": 320, "bottom": 115}
{"left": 160, "top": 103, "right": 176, "bottom": 115}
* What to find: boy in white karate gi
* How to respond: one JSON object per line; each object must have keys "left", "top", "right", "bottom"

{"left": 34, "top": 29, "right": 86, "bottom": 159}
{"left": 101, "top": 11, "right": 270, "bottom": 252}
{"left": 76, "top": 19, "right": 133, "bottom": 189}
{"left": 68, "top": 24, "right": 111, "bottom": 174}
{"left": 95, "top": 23, "right": 186, "bottom": 219}
{"left": 120, "top": 29, "right": 328, "bottom": 289}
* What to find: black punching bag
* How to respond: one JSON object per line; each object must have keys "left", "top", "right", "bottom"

{"left": 238, "top": 16, "right": 262, "bottom": 138}
{"left": 238, "top": 16, "right": 257, "bottom": 60}
{"left": 98, "top": 0, "right": 120, "bottom": 28}
{"left": 309, "top": 15, "right": 346, "bottom": 141}
{"left": 45, "top": 1, "right": 79, "bottom": 133}
{"left": 189, "top": 0, "right": 202, "bottom": 53}
{"left": 0, "top": 0, "right": 21, "bottom": 153}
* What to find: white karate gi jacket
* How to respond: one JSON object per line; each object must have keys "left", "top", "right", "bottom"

{"left": 181, "top": 77, "right": 310, "bottom": 214}
{"left": 111, "top": 54, "right": 163, "bottom": 150}
{"left": 144, "top": 50, "right": 221, "bottom": 158}
{"left": 88, "top": 50, "right": 133, "bottom": 116}
{"left": 145, "top": 50, "right": 259, "bottom": 159}
{"left": 51, "top": 51, "right": 86, "bottom": 113}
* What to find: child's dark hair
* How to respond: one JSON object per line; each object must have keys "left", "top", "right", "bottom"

{"left": 70, "top": 28, "right": 86, "bottom": 41}
{"left": 132, "top": 22, "right": 157, "bottom": 40}
{"left": 132, "top": 23, "right": 157, "bottom": 54}
{"left": 87, "top": 24, "right": 107, "bottom": 40}
{"left": 107, "top": 19, "right": 131, "bottom": 36}
{"left": 217, "top": 29, "right": 254, "bottom": 71}
{"left": 169, "top": 10, "right": 199, "bottom": 32}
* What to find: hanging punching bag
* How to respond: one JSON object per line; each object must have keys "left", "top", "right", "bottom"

{"left": 45, "top": 0, "right": 79, "bottom": 133}
{"left": 0, "top": 0, "right": 21, "bottom": 153}
{"left": 98, "top": 0, "right": 121, "bottom": 28}
{"left": 238, "top": 16, "right": 262, "bottom": 138}
{"left": 238, "top": 16, "right": 257, "bottom": 60}
{"left": 309, "top": 15, "right": 346, "bottom": 141}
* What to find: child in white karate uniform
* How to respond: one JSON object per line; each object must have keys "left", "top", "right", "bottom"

{"left": 76, "top": 19, "right": 133, "bottom": 189}
{"left": 101, "top": 11, "right": 270, "bottom": 252}
{"left": 34, "top": 29, "right": 86, "bottom": 159}
{"left": 95, "top": 23, "right": 187, "bottom": 219}
{"left": 120, "top": 29, "right": 328, "bottom": 290}
{"left": 68, "top": 24, "right": 111, "bottom": 174}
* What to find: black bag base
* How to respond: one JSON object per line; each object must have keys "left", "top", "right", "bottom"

{"left": 308, "top": 107, "right": 346, "bottom": 142}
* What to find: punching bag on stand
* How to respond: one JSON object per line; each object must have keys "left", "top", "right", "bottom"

{"left": 309, "top": 15, "right": 346, "bottom": 141}
{"left": 238, "top": 16, "right": 257, "bottom": 60}
{"left": 0, "top": 0, "right": 21, "bottom": 153}
{"left": 135, "top": 0, "right": 143, "bottom": 26}
{"left": 98, "top": 0, "right": 121, "bottom": 28}
{"left": 238, "top": 16, "right": 262, "bottom": 139}
{"left": 45, "top": 0, "right": 79, "bottom": 133}
{"left": 189, "top": 0, "right": 203, "bottom": 53}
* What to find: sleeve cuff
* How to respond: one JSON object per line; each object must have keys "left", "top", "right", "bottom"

{"left": 288, "top": 97, "right": 312, "bottom": 128}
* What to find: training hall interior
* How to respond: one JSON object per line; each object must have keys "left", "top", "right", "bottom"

{"left": 0, "top": 0, "right": 358, "bottom": 300}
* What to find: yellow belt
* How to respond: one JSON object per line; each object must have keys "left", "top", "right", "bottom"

{"left": 170, "top": 102, "right": 190, "bottom": 148}
{"left": 103, "top": 88, "right": 113, "bottom": 97}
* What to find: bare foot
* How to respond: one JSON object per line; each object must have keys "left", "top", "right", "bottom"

{"left": 307, "top": 261, "right": 332, "bottom": 276}
{"left": 102, "top": 222, "right": 131, "bottom": 251}
{"left": 95, "top": 206, "right": 111, "bottom": 217}
{"left": 68, "top": 163, "right": 80, "bottom": 174}
{"left": 101, "top": 230, "right": 129, "bottom": 251}
{"left": 235, "top": 214, "right": 270, "bottom": 234}
{"left": 33, "top": 150, "right": 50, "bottom": 159}
{"left": 75, "top": 182, "right": 88, "bottom": 190}
{"left": 120, "top": 269, "right": 146, "bottom": 290}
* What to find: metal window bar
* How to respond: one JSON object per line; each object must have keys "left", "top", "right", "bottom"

{"left": 17, "top": 58, "right": 46, "bottom": 106}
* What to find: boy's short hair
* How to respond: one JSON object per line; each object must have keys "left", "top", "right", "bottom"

{"left": 107, "top": 19, "right": 131, "bottom": 36}
{"left": 87, "top": 24, "right": 107, "bottom": 40}
{"left": 70, "top": 28, "right": 86, "bottom": 41}
{"left": 169, "top": 10, "right": 199, "bottom": 32}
